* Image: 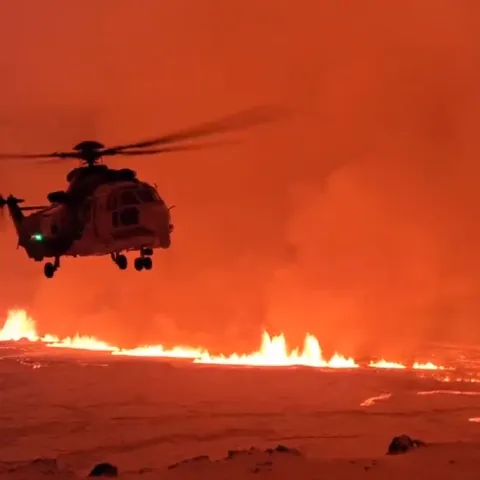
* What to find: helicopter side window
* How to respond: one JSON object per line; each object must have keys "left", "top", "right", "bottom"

{"left": 120, "top": 190, "right": 139, "bottom": 206}
{"left": 119, "top": 207, "right": 139, "bottom": 226}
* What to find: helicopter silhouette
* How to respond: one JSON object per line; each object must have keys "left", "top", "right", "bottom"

{"left": 0, "top": 107, "right": 283, "bottom": 279}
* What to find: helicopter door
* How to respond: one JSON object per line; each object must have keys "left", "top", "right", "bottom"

{"left": 87, "top": 199, "right": 100, "bottom": 237}
{"left": 107, "top": 191, "right": 119, "bottom": 228}
{"left": 79, "top": 200, "right": 94, "bottom": 239}
{"left": 83, "top": 201, "right": 92, "bottom": 224}
{"left": 92, "top": 193, "right": 114, "bottom": 244}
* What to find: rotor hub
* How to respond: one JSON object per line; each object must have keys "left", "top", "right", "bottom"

{"left": 73, "top": 140, "right": 105, "bottom": 151}
{"left": 71, "top": 141, "right": 104, "bottom": 166}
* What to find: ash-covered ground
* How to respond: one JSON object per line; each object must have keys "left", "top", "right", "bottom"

{"left": 1, "top": 341, "right": 480, "bottom": 479}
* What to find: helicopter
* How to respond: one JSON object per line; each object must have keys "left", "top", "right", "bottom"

{"left": 0, "top": 107, "right": 284, "bottom": 279}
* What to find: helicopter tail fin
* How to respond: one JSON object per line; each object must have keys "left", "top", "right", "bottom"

{"left": 0, "top": 195, "right": 25, "bottom": 235}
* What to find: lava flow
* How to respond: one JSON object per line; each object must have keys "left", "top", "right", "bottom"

{"left": 0, "top": 309, "right": 446, "bottom": 370}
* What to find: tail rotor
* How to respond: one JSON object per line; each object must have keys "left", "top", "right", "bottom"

{"left": 0, "top": 194, "right": 24, "bottom": 207}
{"left": 0, "top": 194, "right": 24, "bottom": 222}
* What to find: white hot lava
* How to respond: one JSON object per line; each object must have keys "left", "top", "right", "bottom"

{"left": 0, "top": 309, "right": 449, "bottom": 371}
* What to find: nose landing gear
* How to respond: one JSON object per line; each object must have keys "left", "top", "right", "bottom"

{"left": 134, "top": 256, "right": 152, "bottom": 271}
{"left": 44, "top": 256, "right": 60, "bottom": 278}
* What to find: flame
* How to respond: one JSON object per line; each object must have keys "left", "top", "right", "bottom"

{"left": 369, "top": 360, "right": 406, "bottom": 369}
{"left": 0, "top": 310, "right": 117, "bottom": 351}
{"left": 0, "top": 310, "right": 39, "bottom": 342}
{"left": 0, "top": 310, "right": 204, "bottom": 358}
{"left": 413, "top": 361, "right": 444, "bottom": 370}
{"left": 0, "top": 309, "right": 449, "bottom": 371}
{"left": 193, "top": 332, "right": 358, "bottom": 368}
{"left": 367, "top": 360, "right": 445, "bottom": 370}
{"left": 46, "top": 335, "right": 117, "bottom": 352}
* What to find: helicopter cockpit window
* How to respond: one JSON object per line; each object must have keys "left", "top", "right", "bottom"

{"left": 137, "top": 189, "right": 156, "bottom": 203}
{"left": 143, "top": 187, "right": 165, "bottom": 204}
{"left": 120, "top": 190, "right": 140, "bottom": 206}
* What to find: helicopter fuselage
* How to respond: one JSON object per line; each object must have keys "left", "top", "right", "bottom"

{"left": 8, "top": 179, "right": 173, "bottom": 262}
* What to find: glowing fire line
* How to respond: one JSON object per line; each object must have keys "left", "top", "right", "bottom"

{"left": 0, "top": 309, "right": 447, "bottom": 371}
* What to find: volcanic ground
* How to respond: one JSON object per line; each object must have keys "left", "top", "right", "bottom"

{"left": 1, "top": 336, "right": 480, "bottom": 479}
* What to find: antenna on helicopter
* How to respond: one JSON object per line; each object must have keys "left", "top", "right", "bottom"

{"left": 0, "top": 106, "right": 288, "bottom": 167}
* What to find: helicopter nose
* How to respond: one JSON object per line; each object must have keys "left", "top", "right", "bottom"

{"left": 141, "top": 202, "right": 172, "bottom": 247}
{"left": 158, "top": 204, "right": 173, "bottom": 247}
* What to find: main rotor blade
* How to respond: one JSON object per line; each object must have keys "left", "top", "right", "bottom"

{"left": 108, "top": 140, "right": 239, "bottom": 157}
{"left": 105, "top": 105, "right": 288, "bottom": 153}
{"left": 0, "top": 151, "right": 79, "bottom": 160}
{"left": 33, "top": 156, "right": 80, "bottom": 165}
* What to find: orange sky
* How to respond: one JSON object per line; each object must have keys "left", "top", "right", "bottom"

{"left": 1, "top": 1, "right": 480, "bottom": 357}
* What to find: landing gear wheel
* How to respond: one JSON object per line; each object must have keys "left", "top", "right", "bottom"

{"left": 134, "top": 257, "right": 144, "bottom": 271}
{"left": 44, "top": 262, "right": 56, "bottom": 278}
{"left": 143, "top": 257, "right": 153, "bottom": 270}
{"left": 116, "top": 254, "right": 127, "bottom": 270}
